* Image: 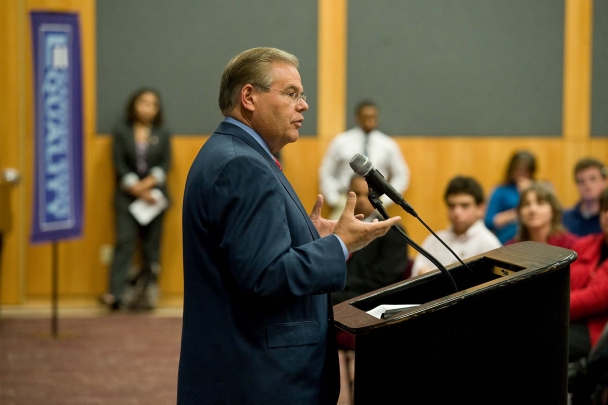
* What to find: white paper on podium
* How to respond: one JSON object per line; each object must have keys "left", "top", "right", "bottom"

{"left": 128, "top": 188, "right": 168, "bottom": 226}
{"left": 366, "top": 304, "right": 419, "bottom": 319}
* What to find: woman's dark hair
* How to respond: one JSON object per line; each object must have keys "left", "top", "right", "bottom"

{"left": 504, "top": 150, "right": 537, "bottom": 184}
{"left": 125, "top": 87, "right": 163, "bottom": 127}
{"left": 515, "top": 182, "right": 565, "bottom": 242}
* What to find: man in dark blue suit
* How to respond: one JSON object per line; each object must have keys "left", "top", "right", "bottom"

{"left": 177, "top": 47, "right": 401, "bottom": 404}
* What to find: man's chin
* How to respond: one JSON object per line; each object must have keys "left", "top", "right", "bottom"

{"left": 276, "top": 133, "right": 299, "bottom": 151}
{"left": 288, "top": 131, "right": 299, "bottom": 143}
{"left": 453, "top": 224, "right": 470, "bottom": 234}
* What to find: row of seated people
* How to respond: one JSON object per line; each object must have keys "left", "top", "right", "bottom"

{"left": 333, "top": 158, "right": 608, "bottom": 405}
{"left": 485, "top": 152, "right": 604, "bottom": 243}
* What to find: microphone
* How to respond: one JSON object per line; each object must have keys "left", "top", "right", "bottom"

{"left": 349, "top": 153, "right": 417, "bottom": 217}
{"left": 349, "top": 153, "right": 476, "bottom": 296}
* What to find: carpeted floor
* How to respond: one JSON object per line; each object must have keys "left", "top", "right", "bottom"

{"left": 0, "top": 313, "right": 183, "bottom": 405}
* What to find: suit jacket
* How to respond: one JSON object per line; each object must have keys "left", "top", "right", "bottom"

{"left": 177, "top": 121, "right": 347, "bottom": 405}
{"left": 112, "top": 121, "right": 172, "bottom": 209}
{"left": 332, "top": 218, "right": 408, "bottom": 305}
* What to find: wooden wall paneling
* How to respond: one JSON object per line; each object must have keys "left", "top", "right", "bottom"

{"left": 282, "top": 138, "right": 320, "bottom": 213}
{"left": 588, "top": 139, "right": 608, "bottom": 159}
{"left": 561, "top": 140, "right": 590, "bottom": 205}
{"left": 158, "top": 136, "right": 207, "bottom": 295}
{"left": 317, "top": 0, "right": 347, "bottom": 218}
{"left": 559, "top": 0, "right": 595, "bottom": 234}
{"left": 563, "top": 0, "right": 593, "bottom": 140}
{"left": 0, "top": 0, "right": 27, "bottom": 304}
{"left": 317, "top": 0, "right": 347, "bottom": 142}
{"left": 83, "top": 136, "right": 114, "bottom": 296}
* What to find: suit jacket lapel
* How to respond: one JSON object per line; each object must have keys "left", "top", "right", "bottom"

{"left": 215, "top": 122, "right": 320, "bottom": 240}
{"left": 146, "top": 127, "right": 162, "bottom": 162}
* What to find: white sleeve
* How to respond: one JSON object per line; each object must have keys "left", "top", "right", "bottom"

{"left": 387, "top": 141, "right": 410, "bottom": 194}
{"left": 318, "top": 138, "right": 344, "bottom": 208}
{"left": 482, "top": 233, "right": 503, "bottom": 251}
{"left": 149, "top": 166, "right": 167, "bottom": 186}
{"left": 410, "top": 235, "right": 435, "bottom": 277}
{"left": 120, "top": 172, "right": 139, "bottom": 191}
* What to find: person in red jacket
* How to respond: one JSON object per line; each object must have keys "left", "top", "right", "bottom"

{"left": 569, "top": 187, "right": 608, "bottom": 362}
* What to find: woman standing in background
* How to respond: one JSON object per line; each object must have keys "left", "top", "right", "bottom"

{"left": 100, "top": 88, "right": 172, "bottom": 311}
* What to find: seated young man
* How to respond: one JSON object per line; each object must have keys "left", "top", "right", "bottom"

{"left": 411, "top": 175, "right": 502, "bottom": 277}
{"left": 563, "top": 158, "right": 608, "bottom": 237}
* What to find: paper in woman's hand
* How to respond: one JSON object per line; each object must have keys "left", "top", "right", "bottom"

{"left": 128, "top": 188, "right": 168, "bottom": 225}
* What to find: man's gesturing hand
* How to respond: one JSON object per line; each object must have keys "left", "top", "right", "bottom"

{"left": 309, "top": 194, "right": 338, "bottom": 237}
{"left": 333, "top": 192, "right": 401, "bottom": 253}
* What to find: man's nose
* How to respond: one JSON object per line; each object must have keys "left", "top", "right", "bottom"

{"left": 297, "top": 98, "right": 309, "bottom": 111}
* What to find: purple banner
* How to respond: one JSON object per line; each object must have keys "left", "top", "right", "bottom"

{"left": 30, "top": 12, "right": 83, "bottom": 243}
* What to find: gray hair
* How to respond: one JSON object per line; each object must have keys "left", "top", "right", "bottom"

{"left": 218, "top": 47, "right": 299, "bottom": 114}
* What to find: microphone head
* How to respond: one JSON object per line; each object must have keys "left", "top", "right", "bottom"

{"left": 349, "top": 153, "right": 374, "bottom": 176}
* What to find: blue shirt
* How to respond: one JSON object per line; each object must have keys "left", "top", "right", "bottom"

{"left": 484, "top": 183, "right": 520, "bottom": 244}
{"left": 563, "top": 202, "right": 601, "bottom": 237}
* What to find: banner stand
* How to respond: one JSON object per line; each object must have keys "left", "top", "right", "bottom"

{"left": 30, "top": 11, "right": 83, "bottom": 338}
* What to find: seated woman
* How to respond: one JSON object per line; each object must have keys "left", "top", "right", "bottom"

{"left": 485, "top": 150, "right": 537, "bottom": 244}
{"left": 506, "top": 182, "right": 578, "bottom": 249}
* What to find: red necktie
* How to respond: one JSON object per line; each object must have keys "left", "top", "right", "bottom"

{"left": 273, "top": 156, "right": 282, "bottom": 171}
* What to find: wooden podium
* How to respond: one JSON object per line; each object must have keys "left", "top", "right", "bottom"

{"left": 333, "top": 241, "right": 577, "bottom": 404}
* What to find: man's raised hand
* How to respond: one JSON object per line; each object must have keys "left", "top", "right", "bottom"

{"left": 333, "top": 192, "right": 401, "bottom": 253}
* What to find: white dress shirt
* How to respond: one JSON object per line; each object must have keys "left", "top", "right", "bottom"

{"left": 319, "top": 127, "right": 410, "bottom": 208}
{"left": 411, "top": 220, "right": 502, "bottom": 278}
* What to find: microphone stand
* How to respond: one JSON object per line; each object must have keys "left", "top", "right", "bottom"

{"left": 366, "top": 185, "right": 459, "bottom": 293}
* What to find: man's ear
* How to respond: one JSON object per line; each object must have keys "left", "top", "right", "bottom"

{"left": 240, "top": 84, "right": 256, "bottom": 112}
{"left": 477, "top": 202, "right": 486, "bottom": 219}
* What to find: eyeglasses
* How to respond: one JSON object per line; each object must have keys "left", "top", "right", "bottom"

{"left": 259, "top": 86, "right": 307, "bottom": 105}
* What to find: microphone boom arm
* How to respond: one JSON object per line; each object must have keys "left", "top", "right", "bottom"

{"left": 366, "top": 185, "right": 459, "bottom": 293}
